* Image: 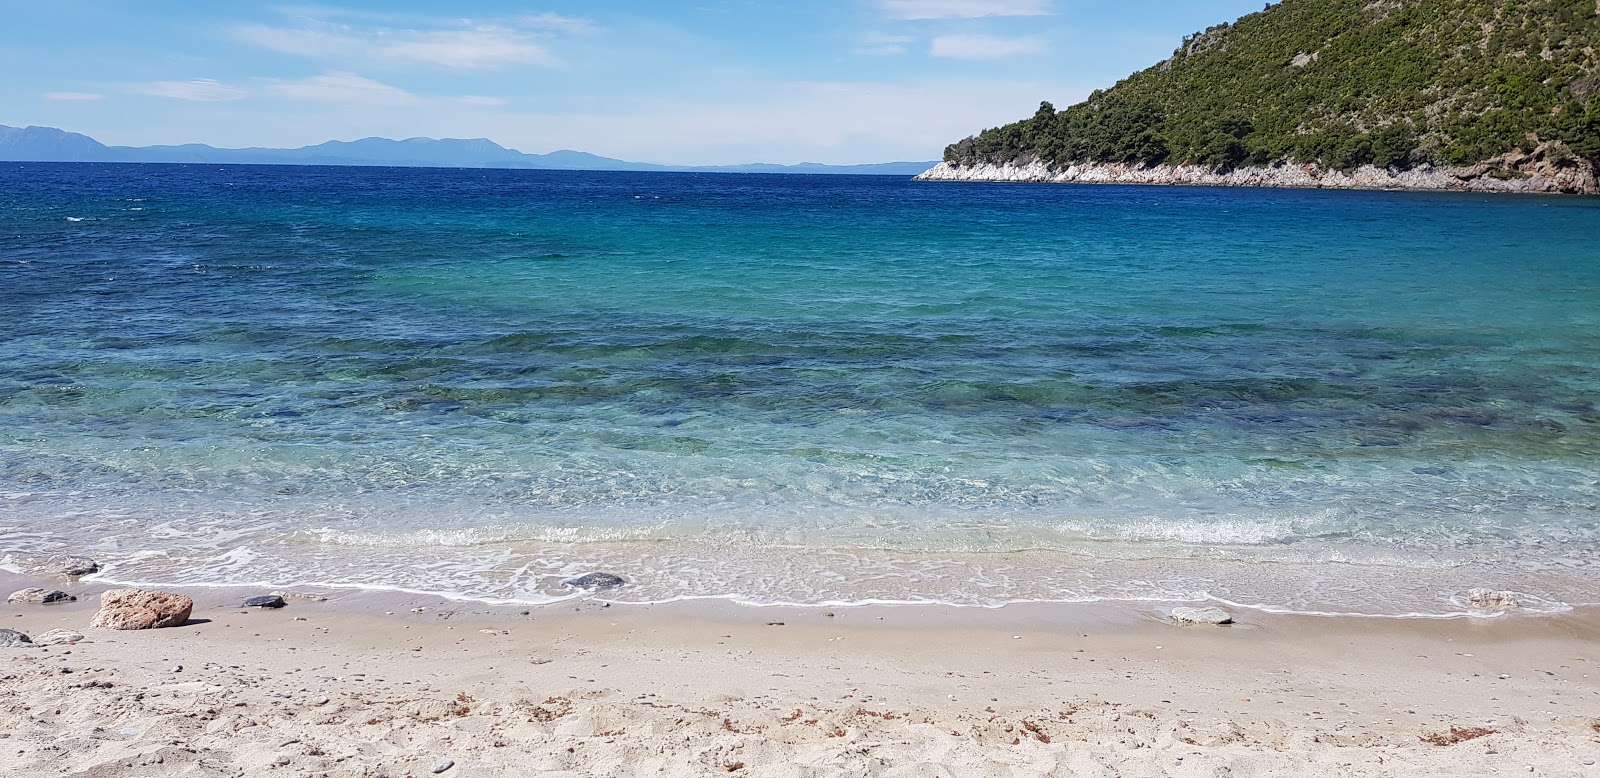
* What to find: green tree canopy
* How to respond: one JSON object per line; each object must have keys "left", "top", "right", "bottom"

{"left": 944, "top": 0, "right": 1600, "bottom": 172}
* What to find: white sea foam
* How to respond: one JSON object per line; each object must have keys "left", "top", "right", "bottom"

{"left": 1051, "top": 515, "right": 1318, "bottom": 545}
{"left": 305, "top": 523, "right": 665, "bottom": 548}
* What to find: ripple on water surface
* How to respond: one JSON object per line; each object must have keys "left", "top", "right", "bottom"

{"left": 1, "top": 165, "right": 1598, "bottom": 615}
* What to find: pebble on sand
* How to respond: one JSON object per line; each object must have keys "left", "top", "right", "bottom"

{"left": 0, "top": 628, "right": 33, "bottom": 648}
{"left": 1169, "top": 606, "right": 1234, "bottom": 625}
{"left": 6, "top": 588, "right": 77, "bottom": 605}
{"left": 432, "top": 758, "right": 456, "bottom": 773}
{"left": 244, "top": 595, "right": 287, "bottom": 609}
{"left": 562, "top": 572, "right": 626, "bottom": 590}
{"left": 88, "top": 589, "right": 194, "bottom": 631}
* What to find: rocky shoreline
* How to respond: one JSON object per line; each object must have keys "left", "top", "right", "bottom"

{"left": 916, "top": 146, "right": 1599, "bottom": 195}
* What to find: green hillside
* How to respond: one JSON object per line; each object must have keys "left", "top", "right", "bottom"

{"left": 943, "top": 0, "right": 1600, "bottom": 172}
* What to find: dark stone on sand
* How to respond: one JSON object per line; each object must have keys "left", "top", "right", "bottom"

{"left": 7, "top": 588, "right": 77, "bottom": 605}
{"left": 0, "top": 628, "right": 33, "bottom": 648}
{"left": 562, "top": 572, "right": 626, "bottom": 590}
{"left": 244, "top": 595, "right": 287, "bottom": 609}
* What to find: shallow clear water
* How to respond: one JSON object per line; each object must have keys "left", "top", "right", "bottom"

{"left": 2, "top": 162, "right": 1598, "bottom": 614}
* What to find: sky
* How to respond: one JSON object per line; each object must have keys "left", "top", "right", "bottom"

{"left": 2, "top": 1, "right": 1269, "bottom": 165}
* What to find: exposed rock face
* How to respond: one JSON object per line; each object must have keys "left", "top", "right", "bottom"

{"left": 243, "top": 595, "right": 286, "bottom": 609}
{"left": 1467, "top": 588, "right": 1520, "bottom": 610}
{"left": 0, "top": 628, "right": 33, "bottom": 648}
{"left": 915, "top": 147, "right": 1598, "bottom": 195}
{"left": 1169, "top": 606, "right": 1235, "bottom": 625}
{"left": 88, "top": 589, "right": 194, "bottom": 630}
{"left": 562, "top": 573, "right": 626, "bottom": 591}
{"left": 7, "top": 588, "right": 77, "bottom": 604}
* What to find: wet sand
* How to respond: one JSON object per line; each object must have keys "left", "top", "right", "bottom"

{"left": 2, "top": 572, "right": 1598, "bottom": 777}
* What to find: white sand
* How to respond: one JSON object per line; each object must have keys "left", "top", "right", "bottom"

{"left": 3, "top": 578, "right": 1598, "bottom": 777}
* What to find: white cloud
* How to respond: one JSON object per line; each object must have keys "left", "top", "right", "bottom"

{"left": 377, "top": 28, "right": 552, "bottom": 69}
{"left": 43, "top": 91, "right": 104, "bottom": 101}
{"left": 266, "top": 72, "right": 419, "bottom": 105}
{"left": 231, "top": 23, "right": 351, "bottom": 58}
{"left": 472, "top": 78, "right": 1087, "bottom": 165}
{"left": 881, "top": 0, "right": 1051, "bottom": 20}
{"left": 516, "top": 12, "right": 595, "bottom": 34}
{"left": 131, "top": 79, "right": 247, "bottom": 102}
{"left": 857, "top": 32, "right": 916, "bottom": 56}
{"left": 930, "top": 34, "right": 1045, "bottom": 59}
{"left": 85, "top": 77, "right": 1086, "bottom": 166}
{"left": 231, "top": 11, "right": 577, "bottom": 70}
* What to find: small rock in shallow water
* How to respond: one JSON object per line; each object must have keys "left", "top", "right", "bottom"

{"left": 562, "top": 572, "right": 626, "bottom": 590}
{"left": 7, "top": 588, "right": 77, "bottom": 605}
{"left": 50, "top": 556, "right": 100, "bottom": 577}
{"left": 88, "top": 589, "right": 193, "bottom": 630}
{"left": 34, "top": 629, "right": 85, "bottom": 646}
{"left": 243, "top": 595, "right": 286, "bottom": 609}
{"left": 1467, "top": 589, "right": 1520, "bottom": 610}
{"left": 0, "top": 628, "right": 33, "bottom": 648}
{"left": 432, "top": 758, "right": 455, "bottom": 773}
{"left": 1170, "top": 606, "right": 1234, "bottom": 625}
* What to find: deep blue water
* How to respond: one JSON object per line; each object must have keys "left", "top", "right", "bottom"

{"left": 2, "top": 162, "right": 1598, "bottom": 614}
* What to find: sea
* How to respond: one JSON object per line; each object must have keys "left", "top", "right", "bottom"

{"left": 2, "top": 162, "right": 1598, "bottom": 617}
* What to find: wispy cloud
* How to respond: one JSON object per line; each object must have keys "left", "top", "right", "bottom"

{"left": 43, "top": 91, "right": 105, "bottom": 102}
{"left": 857, "top": 32, "right": 916, "bottom": 56}
{"left": 465, "top": 78, "right": 1088, "bottom": 165}
{"left": 378, "top": 29, "right": 553, "bottom": 69}
{"left": 516, "top": 12, "right": 595, "bottom": 35}
{"left": 266, "top": 72, "right": 419, "bottom": 105}
{"left": 930, "top": 34, "right": 1045, "bottom": 59}
{"left": 231, "top": 9, "right": 585, "bottom": 70}
{"left": 131, "top": 79, "right": 247, "bottom": 102}
{"left": 881, "top": 0, "right": 1051, "bottom": 20}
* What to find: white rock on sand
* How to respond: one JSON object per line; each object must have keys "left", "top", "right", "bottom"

{"left": 33, "top": 628, "right": 86, "bottom": 646}
{"left": 1169, "top": 606, "right": 1234, "bottom": 625}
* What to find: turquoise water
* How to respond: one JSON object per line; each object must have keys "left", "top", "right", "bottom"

{"left": 2, "top": 163, "right": 1598, "bottom": 614}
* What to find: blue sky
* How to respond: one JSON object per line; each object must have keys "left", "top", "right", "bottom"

{"left": 3, "top": 1, "right": 1268, "bottom": 164}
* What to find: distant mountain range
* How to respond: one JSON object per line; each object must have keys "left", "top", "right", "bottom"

{"left": 0, "top": 124, "right": 938, "bottom": 176}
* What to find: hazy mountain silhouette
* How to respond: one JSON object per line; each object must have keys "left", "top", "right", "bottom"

{"left": 0, "top": 124, "right": 936, "bottom": 175}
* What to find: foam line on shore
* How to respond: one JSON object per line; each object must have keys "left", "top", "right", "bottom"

{"left": 73, "top": 570, "right": 1569, "bottom": 621}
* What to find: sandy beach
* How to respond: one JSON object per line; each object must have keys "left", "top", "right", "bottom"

{"left": 3, "top": 572, "right": 1598, "bottom": 777}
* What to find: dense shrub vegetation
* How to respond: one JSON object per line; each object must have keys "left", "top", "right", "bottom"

{"left": 944, "top": 0, "right": 1600, "bottom": 171}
